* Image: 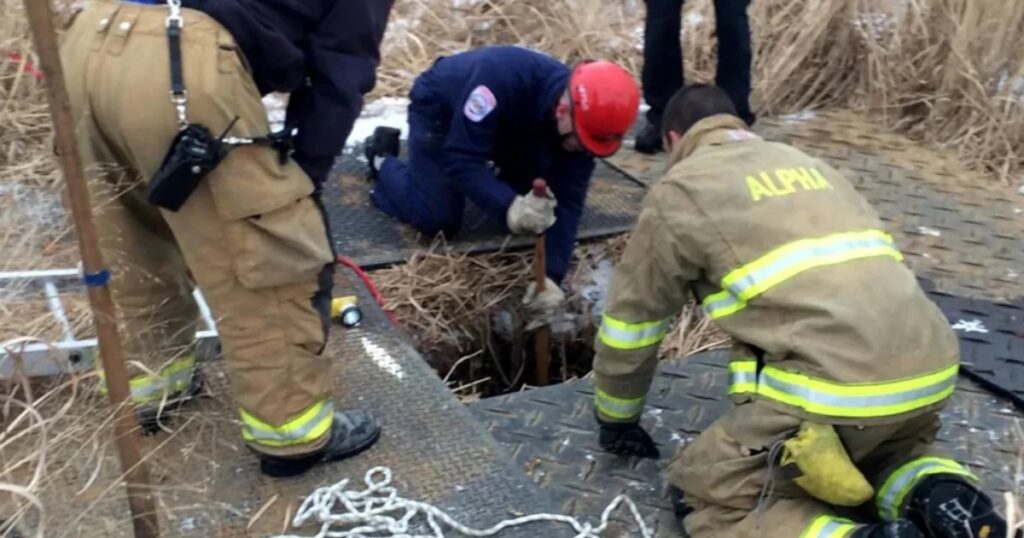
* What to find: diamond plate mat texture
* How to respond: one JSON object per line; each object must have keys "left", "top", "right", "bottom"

{"left": 606, "top": 111, "right": 1024, "bottom": 303}
{"left": 322, "top": 144, "right": 646, "bottom": 269}
{"left": 472, "top": 350, "right": 1024, "bottom": 538}
{"left": 27, "top": 267, "right": 569, "bottom": 538}
{"left": 923, "top": 279, "right": 1024, "bottom": 406}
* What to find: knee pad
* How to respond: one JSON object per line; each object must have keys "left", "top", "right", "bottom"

{"left": 907, "top": 475, "right": 1018, "bottom": 538}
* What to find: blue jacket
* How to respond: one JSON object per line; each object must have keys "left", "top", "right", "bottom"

{"left": 187, "top": 0, "right": 394, "bottom": 184}
{"left": 412, "top": 46, "right": 596, "bottom": 283}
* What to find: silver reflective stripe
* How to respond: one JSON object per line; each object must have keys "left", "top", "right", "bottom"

{"left": 759, "top": 371, "right": 956, "bottom": 409}
{"left": 816, "top": 519, "right": 857, "bottom": 538}
{"left": 243, "top": 402, "right": 334, "bottom": 443}
{"left": 726, "top": 235, "right": 897, "bottom": 298}
{"left": 599, "top": 318, "right": 672, "bottom": 344}
{"left": 594, "top": 390, "right": 644, "bottom": 419}
{"left": 704, "top": 293, "right": 742, "bottom": 313}
{"left": 730, "top": 369, "right": 757, "bottom": 387}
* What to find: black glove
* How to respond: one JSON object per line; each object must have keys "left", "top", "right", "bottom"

{"left": 597, "top": 417, "right": 660, "bottom": 459}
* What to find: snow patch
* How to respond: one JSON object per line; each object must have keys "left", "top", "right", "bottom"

{"left": 780, "top": 110, "right": 817, "bottom": 123}
{"left": 262, "top": 94, "right": 288, "bottom": 133}
{"left": 684, "top": 12, "right": 704, "bottom": 29}
{"left": 346, "top": 98, "right": 411, "bottom": 149}
{"left": 1007, "top": 269, "right": 1019, "bottom": 279}
{"left": 916, "top": 226, "right": 942, "bottom": 237}
{"left": 361, "top": 336, "right": 406, "bottom": 379}
{"left": 951, "top": 319, "right": 989, "bottom": 334}
{"left": 579, "top": 259, "right": 616, "bottom": 321}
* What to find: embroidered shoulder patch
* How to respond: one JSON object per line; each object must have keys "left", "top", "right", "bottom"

{"left": 463, "top": 85, "right": 497, "bottom": 122}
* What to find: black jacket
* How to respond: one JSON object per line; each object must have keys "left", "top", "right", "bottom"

{"left": 188, "top": 0, "right": 394, "bottom": 183}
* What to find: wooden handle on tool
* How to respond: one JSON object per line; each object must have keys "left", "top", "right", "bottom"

{"left": 532, "top": 179, "right": 551, "bottom": 385}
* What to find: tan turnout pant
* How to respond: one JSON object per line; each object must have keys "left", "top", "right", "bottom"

{"left": 60, "top": 1, "right": 336, "bottom": 456}
{"left": 668, "top": 400, "right": 973, "bottom": 537}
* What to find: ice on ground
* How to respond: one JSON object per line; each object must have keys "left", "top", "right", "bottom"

{"left": 579, "top": 259, "right": 616, "bottom": 321}
{"left": 684, "top": 12, "right": 705, "bottom": 29}
{"left": 262, "top": 93, "right": 288, "bottom": 133}
{"left": 780, "top": 110, "right": 817, "bottom": 123}
{"left": 346, "top": 97, "right": 411, "bottom": 149}
{"left": 951, "top": 319, "right": 989, "bottom": 334}
{"left": 262, "top": 95, "right": 410, "bottom": 150}
{"left": 915, "top": 226, "right": 942, "bottom": 237}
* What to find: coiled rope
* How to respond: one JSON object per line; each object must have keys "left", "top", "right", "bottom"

{"left": 275, "top": 466, "right": 653, "bottom": 538}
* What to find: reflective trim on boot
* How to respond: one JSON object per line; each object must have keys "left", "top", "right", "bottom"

{"left": 801, "top": 515, "right": 862, "bottom": 538}
{"left": 98, "top": 355, "right": 197, "bottom": 405}
{"left": 241, "top": 400, "right": 334, "bottom": 449}
{"left": 876, "top": 457, "right": 976, "bottom": 521}
{"left": 258, "top": 409, "right": 381, "bottom": 478}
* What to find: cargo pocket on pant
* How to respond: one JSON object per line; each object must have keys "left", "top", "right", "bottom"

{"left": 233, "top": 197, "right": 333, "bottom": 289}
{"left": 207, "top": 146, "right": 333, "bottom": 289}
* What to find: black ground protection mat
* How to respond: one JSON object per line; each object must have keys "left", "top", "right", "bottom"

{"left": 921, "top": 278, "right": 1024, "bottom": 408}
{"left": 322, "top": 145, "right": 647, "bottom": 268}
{"left": 471, "top": 350, "right": 1024, "bottom": 537}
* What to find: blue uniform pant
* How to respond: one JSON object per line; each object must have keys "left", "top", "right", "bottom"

{"left": 371, "top": 109, "right": 465, "bottom": 238}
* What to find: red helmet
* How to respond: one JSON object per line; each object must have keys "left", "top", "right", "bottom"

{"left": 568, "top": 60, "right": 640, "bottom": 157}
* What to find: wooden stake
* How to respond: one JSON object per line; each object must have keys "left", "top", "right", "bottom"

{"left": 21, "top": 2, "right": 160, "bottom": 536}
{"left": 531, "top": 179, "right": 551, "bottom": 386}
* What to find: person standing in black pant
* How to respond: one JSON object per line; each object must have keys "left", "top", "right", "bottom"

{"left": 634, "top": 0, "right": 756, "bottom": 154}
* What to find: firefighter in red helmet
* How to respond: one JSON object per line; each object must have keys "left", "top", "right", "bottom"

{"left": 366, "top": 46, "right": 639, "bottom": 329}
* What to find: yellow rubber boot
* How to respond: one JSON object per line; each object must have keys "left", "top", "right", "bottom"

{"left": 781, "top": 422, "right": 874, "bottom": 506}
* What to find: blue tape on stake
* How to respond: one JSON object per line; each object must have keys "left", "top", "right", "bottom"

{"left": 83, "top": 270, "right": 111, "bottom": 287}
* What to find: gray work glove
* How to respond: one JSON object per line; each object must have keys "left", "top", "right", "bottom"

{"left": 506, "top": 188, "right": 557, "bottom": 235}
{"left": 522, "top": 277, "right": 565, "bottom": 331}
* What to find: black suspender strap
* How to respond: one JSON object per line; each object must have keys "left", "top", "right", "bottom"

{"left": 165, "top": 1, "right": 188, "bottom": 128}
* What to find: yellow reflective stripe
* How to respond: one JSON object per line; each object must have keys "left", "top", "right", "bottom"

{"left": 728, "top": 360, "right": 758, "bottom": 394}
{"left": 703, "top": 290, "right": 746, "bottom": 320}
{"left": 756, "top": 363, "right": 958, "bottom": 418}
{"left": 240, "top": 400, "right": 334, "bottom": 448}
{"left": 703, "top": 230, "right": 903, "bottom": 320}
{"left": 594, "top": 388, "right": 645, "bottom": 420}
{"left": 98, "top": 356, "right": 197, "bottom": 404}
{"left": 876, "top": 457, "right": 975, "bottom": 521}
{"left": 800, "top": 515, "right": 861, "bottom": 538}
{"left": 597, "top": 314, "right": 672, "bottom": 350}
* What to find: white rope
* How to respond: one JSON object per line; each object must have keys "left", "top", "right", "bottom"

{"left": 274, "top": 466, "right": 653, "bottom": 538}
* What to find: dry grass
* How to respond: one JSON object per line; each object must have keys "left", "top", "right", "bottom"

{"left": 376, "top": 0, "right": 1024, "bottom": 182}
{"left": 370, "top": 235, "right": 731, "bottom": 395}
{"left": 1, "top": 0, "right": 1022, "bottom": 534}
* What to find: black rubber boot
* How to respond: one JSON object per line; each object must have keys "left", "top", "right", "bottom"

{"left": 907, "top": 475, "right": 1021, "bottom": 538}
{"left": 634, "top": 122, "right": 663, "bottom": 154}
{"left": 850, "top": 521, "right": 925, "bottom": 537}
{"left": 364, "top": 126, "right": 401, "bottom": 181}
{"left": 137, "top": 367, "right": 205, "bottom": 435}
{"left": 259, "top": 409, "right": 382, "bottom": 478}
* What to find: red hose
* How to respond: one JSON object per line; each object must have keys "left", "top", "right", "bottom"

{"left": 337, "top": 255, "right": 399, "bottom": 327}
{"left": 4, "top": 50, "right": 44, "bottom": 81}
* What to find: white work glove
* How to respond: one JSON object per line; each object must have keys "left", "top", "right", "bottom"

{"left": 522, "top": 277, "right": 566, "bottom": 331}
{"left": 506, "top": 188, "right": 557, "bottom": 235}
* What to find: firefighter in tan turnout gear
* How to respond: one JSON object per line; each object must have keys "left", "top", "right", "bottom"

{"left": 592, "top": 84, "right": 1018, "bottom": 538}
{"left": 60, "top": 0, "right": 393, "bottom": 477}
